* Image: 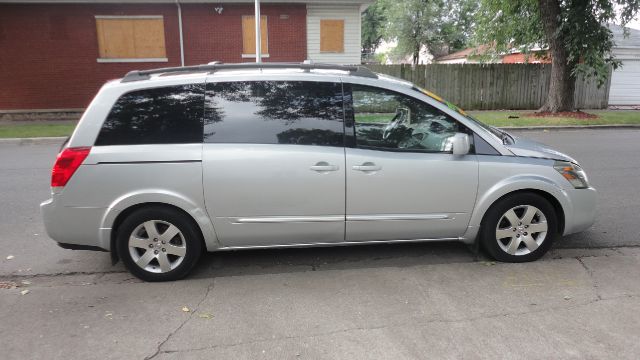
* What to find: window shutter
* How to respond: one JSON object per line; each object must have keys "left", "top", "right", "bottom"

{"left": 132, "top": 19, "right": 167, "bottom": 58}
{"left": 242, "top": 16, "right": 268, "bottom": 55}
{"left": 96, "top": 18, "right": 166, "bottom": 59}
{"left": 320, "top": 20, "right": 344, "bottom": 53}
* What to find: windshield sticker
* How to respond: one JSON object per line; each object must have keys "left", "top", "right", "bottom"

{"left": 422, "top": 89, "right": 444, "bottom": 103}
{"left": 417, "top": 87, "right": 467, "bottom": 116}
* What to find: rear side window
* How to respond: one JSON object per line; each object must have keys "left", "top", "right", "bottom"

{"left": 95, "top": 84, "right": 204, "bottom": 146}
{"left": 204, "top": 81, "right": 344, "bottom": 146}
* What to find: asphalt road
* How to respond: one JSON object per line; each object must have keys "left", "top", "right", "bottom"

{"left": 1, "top": 129, "right": 640, "bottom": 359}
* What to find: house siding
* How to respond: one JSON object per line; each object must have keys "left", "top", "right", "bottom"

{"left": 180, "top": 4, "right": 306, "bottom": 65}
{"left": 306, "top": 4, "right": 361, "bottom": 65}
{"left": 608, "top": 25, "right": 640, "bottom": 105}
{"left": 610, "top": 48, "right": 640, "bottom": 105}
{"left": 0, "top": 3, "right": 181, "bottom": 110}
{"left": 0, "top": 3, "right": 306, "bottom": 110}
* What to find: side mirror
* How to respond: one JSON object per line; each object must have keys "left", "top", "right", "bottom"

{"left": 451, "top": 133, "right": 471, "bottom": 155}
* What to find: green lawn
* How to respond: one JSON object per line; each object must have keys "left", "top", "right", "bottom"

{"left": 355, "top": 110, "right": 640, "bottom": 127}
{"left": 355, "top": 113, "right": 395, "bottom": 123}
{"left": 470, "top": 110, "right": 640, "bottom": 127}
{"left": 0, "top": 124, "right": 76, "bottom": 138}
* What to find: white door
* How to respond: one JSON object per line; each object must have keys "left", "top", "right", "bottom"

{"left": 610, "top": 59, "right": 640, "bottom": 105}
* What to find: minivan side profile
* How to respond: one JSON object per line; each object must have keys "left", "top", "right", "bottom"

{"left": 41, "top": 62, "right": 597, "bottom": 281}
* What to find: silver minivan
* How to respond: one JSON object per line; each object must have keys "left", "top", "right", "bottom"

{"left": 41, "top": 62, "right": 596, "bottom": 281}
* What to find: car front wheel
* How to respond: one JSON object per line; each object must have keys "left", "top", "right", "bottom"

{"left": 480, "top": 193, "right": 558, "bottom": 262}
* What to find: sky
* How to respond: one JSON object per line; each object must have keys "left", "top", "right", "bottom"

{"left": 628, "top": 18, "right": 640, "bottom": 30}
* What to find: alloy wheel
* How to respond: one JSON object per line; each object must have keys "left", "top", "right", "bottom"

{"left": 128, "top": 220, "right": 187, "bottom": 273}
{"left": 495, "top": 205, "right": 548, "bottom": 256}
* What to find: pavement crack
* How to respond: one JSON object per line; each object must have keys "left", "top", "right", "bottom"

{"left": 0, "top": 270, "right": 128, "bottom": 281}
{"left": 576, "top": 256, "right": 602, "bottom": 300}
{"left": 144, "top": 279, "right": 215, "bottom": 360}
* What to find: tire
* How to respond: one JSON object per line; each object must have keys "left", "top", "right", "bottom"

{"left": 480, "top": 193, "right": 558, "bottom": 263}
{"left": 116, "top": 205, "right": 203, "bottom": 282}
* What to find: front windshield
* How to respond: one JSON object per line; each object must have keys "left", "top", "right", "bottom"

{"left": 411, "top": 86, "right": 512, "bottom": 144}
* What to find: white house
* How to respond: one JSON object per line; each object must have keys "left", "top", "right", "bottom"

{"left": 307, "top": 3, "right": 370, "bottom": 65}
{"left": 609, "top": 24, "right": 640, "bottom": 106}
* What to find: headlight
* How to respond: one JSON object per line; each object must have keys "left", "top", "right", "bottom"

{"left": 554, "top": 161, "right": 589, "bottom": 189}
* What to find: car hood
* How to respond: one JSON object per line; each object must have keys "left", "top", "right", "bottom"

{"left": 503, "top": 133, "right": 578, "bottom": 164}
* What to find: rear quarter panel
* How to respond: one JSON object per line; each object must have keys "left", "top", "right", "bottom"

{"left": 58, "top": 144, "right": 217, "bottom": 251}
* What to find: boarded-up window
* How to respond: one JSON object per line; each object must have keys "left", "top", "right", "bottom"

{"left": 320, "top": 19, "right": 344, "bottom": 53}
{"left": 242, "top": 16, "right": 268, "bottom": 55}
{"left": 96, "top": 17, "right": 167, "bottom": 59}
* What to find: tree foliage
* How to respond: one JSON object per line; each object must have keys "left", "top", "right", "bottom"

{"left": 361, "top": 1, "right": 388, "bottom": 56}
{"left": 475, "top": 0, "right": 640, "bottom": 111}
{"left": 362, "top": 0, "right": 639, "bottom": 111}
{"left": 361, "top": 0, "right": 479, "bottom": 62}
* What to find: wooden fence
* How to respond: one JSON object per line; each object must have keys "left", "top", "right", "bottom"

{"left": 365, "top": 64, "right": 611, "bottom": 110}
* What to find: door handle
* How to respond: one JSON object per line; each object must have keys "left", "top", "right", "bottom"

{"left": 352, "top": 163, "right": 382, "bottom": 172}
{"left": 310, "top": 162, "right": 339, "bottom": 172}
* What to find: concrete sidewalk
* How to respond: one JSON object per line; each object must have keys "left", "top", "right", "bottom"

{"left": 1, "top": 246, "right": 638, "bottom": 359}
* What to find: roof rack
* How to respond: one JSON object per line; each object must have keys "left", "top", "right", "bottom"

{"left": 121, "top": 61, "right": 378, "bottom": 82}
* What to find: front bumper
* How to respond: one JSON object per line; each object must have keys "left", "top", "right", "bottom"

{"left": 563, "top": 187, "right": 597, "bottom": 235}
{"left": 40, "top": 195, "right": 109, "bottom": 251}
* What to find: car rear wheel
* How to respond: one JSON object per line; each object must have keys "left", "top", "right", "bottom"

{"left": 480, "top": 193, "right": 557, "bottom": 262}
{"left": 116, "top": 206, "right": 203, "bottom": 281}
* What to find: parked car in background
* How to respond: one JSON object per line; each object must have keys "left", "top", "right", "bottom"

{"left": 41, "top": 62, "right": 596, "bottom": 281}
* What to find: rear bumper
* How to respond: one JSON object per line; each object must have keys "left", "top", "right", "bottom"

{"left": 40, "top": 196, "right": 109, "bottom": 251}
{"left": 563, "top": 187, "right": 597, "bottom": 235}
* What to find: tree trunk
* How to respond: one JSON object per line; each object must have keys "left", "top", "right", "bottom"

{"left": 538, "top": 0, "right": 575, "bottom": 112}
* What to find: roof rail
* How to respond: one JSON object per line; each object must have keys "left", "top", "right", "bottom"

{"left": 121, "top": 62, "right": 378, "bottom": 82}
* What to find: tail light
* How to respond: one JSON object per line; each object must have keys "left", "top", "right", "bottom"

{"left": 51, "top": 147, "right": 91, "bottom": 187}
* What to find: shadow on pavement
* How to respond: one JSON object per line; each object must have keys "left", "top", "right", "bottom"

{"left": 184, "top": 230, "right": 604, "bottom": 280}
{"left": 188, "top": 241, "right": 483, "bottom": 280}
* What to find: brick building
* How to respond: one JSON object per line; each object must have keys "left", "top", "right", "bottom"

{"left": 0, "top": 0, "right": 371, "bottom": 111}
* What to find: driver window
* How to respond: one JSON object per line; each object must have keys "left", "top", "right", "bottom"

{"left": 352, "top": 84, "right": 467, "bottom": 153}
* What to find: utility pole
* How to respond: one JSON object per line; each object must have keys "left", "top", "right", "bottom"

{"left": 255, "top": 0, "right": 261, "bottom": 63}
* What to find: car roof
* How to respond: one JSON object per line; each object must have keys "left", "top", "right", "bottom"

{"left": 114, "top": 62, "right": 414, "bottom": 89}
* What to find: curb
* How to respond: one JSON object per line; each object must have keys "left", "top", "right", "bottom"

{"left": 501, "top": 124, "right": 640, "bottom": 131}
{"left": 0, "top": 136, "right": 67, "bottom": 145}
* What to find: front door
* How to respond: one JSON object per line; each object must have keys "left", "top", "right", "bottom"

{"left": 344, "top": 84, "right": 479, "bottom": 242}
{"left": 201, "top": 79, "right": 346, "bottom": 247}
